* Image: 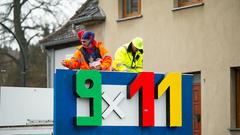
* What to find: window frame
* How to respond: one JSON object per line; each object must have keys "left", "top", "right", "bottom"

{"left": 230, "top": 67, "right": 240, "bottom": 130}
{"left": 177, "top": 0, "right": 203, "bottom": 7}
{"left": 236, "top": 69, "right": 240, "bottom": 128}
{"left": 122, "top": 0, "right": 141, "bottom": 18}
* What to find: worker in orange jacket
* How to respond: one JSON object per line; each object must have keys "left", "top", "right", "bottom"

{"left": 61, "top": 30, "right": 112, "bottom": 71}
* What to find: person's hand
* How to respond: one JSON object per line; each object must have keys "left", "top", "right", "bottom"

{"left": 61, "top": 60, "right": 66, "bottom": 67}
{"left": 89, "top": 59, "right": 101, "bottom": 70}
{"left": 90, "top": 65, "right": 101, "bottom": 70}
{"left": 95, "top": 65, "right": 101, "bottom": 70}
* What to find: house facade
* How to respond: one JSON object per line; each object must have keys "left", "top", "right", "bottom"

{"left": 40, "top": 0, "right": 240, "bottom": 135}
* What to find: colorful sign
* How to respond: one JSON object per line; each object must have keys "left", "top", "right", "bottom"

{"left": 54, "top": 69, "right": 192, "bottom": 135}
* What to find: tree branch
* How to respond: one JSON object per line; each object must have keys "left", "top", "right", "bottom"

{"left": 35, "top": 0, "right": 61, "bottom": 7}
{"left": 20, "top": 0, "right": 28, "bottom": 7}
{"left": 0, "top": 2, "right": 12, "bottom": 7}
{"left": 0, "top": 35, "right": 15, "bottom": 46}
{"left": 1, "top": 17, "right": 14, "bottom": 24}
{"left": 22, "top": 25, "right": 42, "bottom": 31}
{"left": 0, "top": 3, "right": 14, "bottom": 19}
{"left": 27, "top": 33, "right": 39, "bottom": 45}
{"left": 21, "top": 2, "right": 44, "bottom": 23}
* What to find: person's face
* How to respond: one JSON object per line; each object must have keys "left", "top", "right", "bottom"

{"left": 131, "top": 43, "right": 138, "bottom": 53}
{"left": 81, "top": 39, "right": 90, "bottom": 48}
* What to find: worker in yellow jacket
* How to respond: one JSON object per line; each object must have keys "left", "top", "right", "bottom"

{"left": 112, "top": 37, "right": 143, "bottom": 72}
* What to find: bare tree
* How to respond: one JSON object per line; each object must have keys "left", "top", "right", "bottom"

{"left": 0, "top": 0, "right": 70, "bottom": 86}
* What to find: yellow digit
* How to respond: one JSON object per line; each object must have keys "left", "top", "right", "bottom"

{"left": 157, "top": 72, "right": 182, "bottom": 127}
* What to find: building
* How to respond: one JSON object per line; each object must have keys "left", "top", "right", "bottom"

{"left": 40, "top": 0, "right": 240, "bottom": 135}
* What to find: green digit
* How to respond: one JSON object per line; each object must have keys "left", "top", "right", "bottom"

{"left": 76, "top": 70, "right": 102, "bottom": 126}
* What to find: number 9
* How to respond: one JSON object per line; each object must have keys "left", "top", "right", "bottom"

{"left": 76, "top": 70, "right": 102, "bottom": 126}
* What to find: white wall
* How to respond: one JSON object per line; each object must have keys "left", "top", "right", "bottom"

{"left": 46, "top": 49, "right": 55, "bottom": 88}
{"left": 0, "top": 126, "right": 52, "bottom": 135}
{"left": 54, "top": 46, "right": 78, "bottom": 71}
{"left": 47, "top": 46, "right": 78, "bottom": 88}
{"left": 0, "top": 87, "right": 53, "bottom": 126}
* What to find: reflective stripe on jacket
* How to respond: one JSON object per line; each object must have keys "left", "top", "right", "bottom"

{"left": 64, "top": 42, "right": 112, "bottom": 71}
{"left": 112, "top": 44, "right": 143, "bottom": 72}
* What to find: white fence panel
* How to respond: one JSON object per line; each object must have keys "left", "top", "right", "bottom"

{"left": 0, "top": 87, "right": 53, "bottom": 126}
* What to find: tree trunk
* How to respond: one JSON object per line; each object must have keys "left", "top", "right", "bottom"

{"left": 13, "top": 0, "right": 28, "bottom": 86}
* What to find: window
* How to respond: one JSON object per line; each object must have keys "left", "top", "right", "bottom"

{"left": 231, "top": 68, "right": 240, "bottom": 129}
{"left": 121, "top": 0, "right": 141, "bottom": 18}
{"left": 178, "top": 0, "right": 203, "bottom": 7}
{"left": 236, "top": 69, "right": 240, "bottom": 128}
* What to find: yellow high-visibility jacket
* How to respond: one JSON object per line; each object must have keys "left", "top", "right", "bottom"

{"left": 112, "top": 44, "right": 143, "bottom": 72}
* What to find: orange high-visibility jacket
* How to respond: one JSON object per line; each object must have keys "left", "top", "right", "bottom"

{"left": 64, "top": 42, "right": 112, "bottom": 71}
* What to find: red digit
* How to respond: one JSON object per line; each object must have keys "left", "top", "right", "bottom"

{"left": 127, "top": 72, "right": 155, "bottom": 126}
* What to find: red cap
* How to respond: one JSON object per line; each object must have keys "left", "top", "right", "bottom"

{"left": 77, "top": 30, "right": 97, "bottom": 46}
{"left": 77, "top": 30, "right": 86, "bottom": 41}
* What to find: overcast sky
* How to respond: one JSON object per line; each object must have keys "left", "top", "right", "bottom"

{"left": 56, "top": 0, "right": 87, "bottom": 20}
{"left": 0, "top": 0, "right": 87, "bottom": 50}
